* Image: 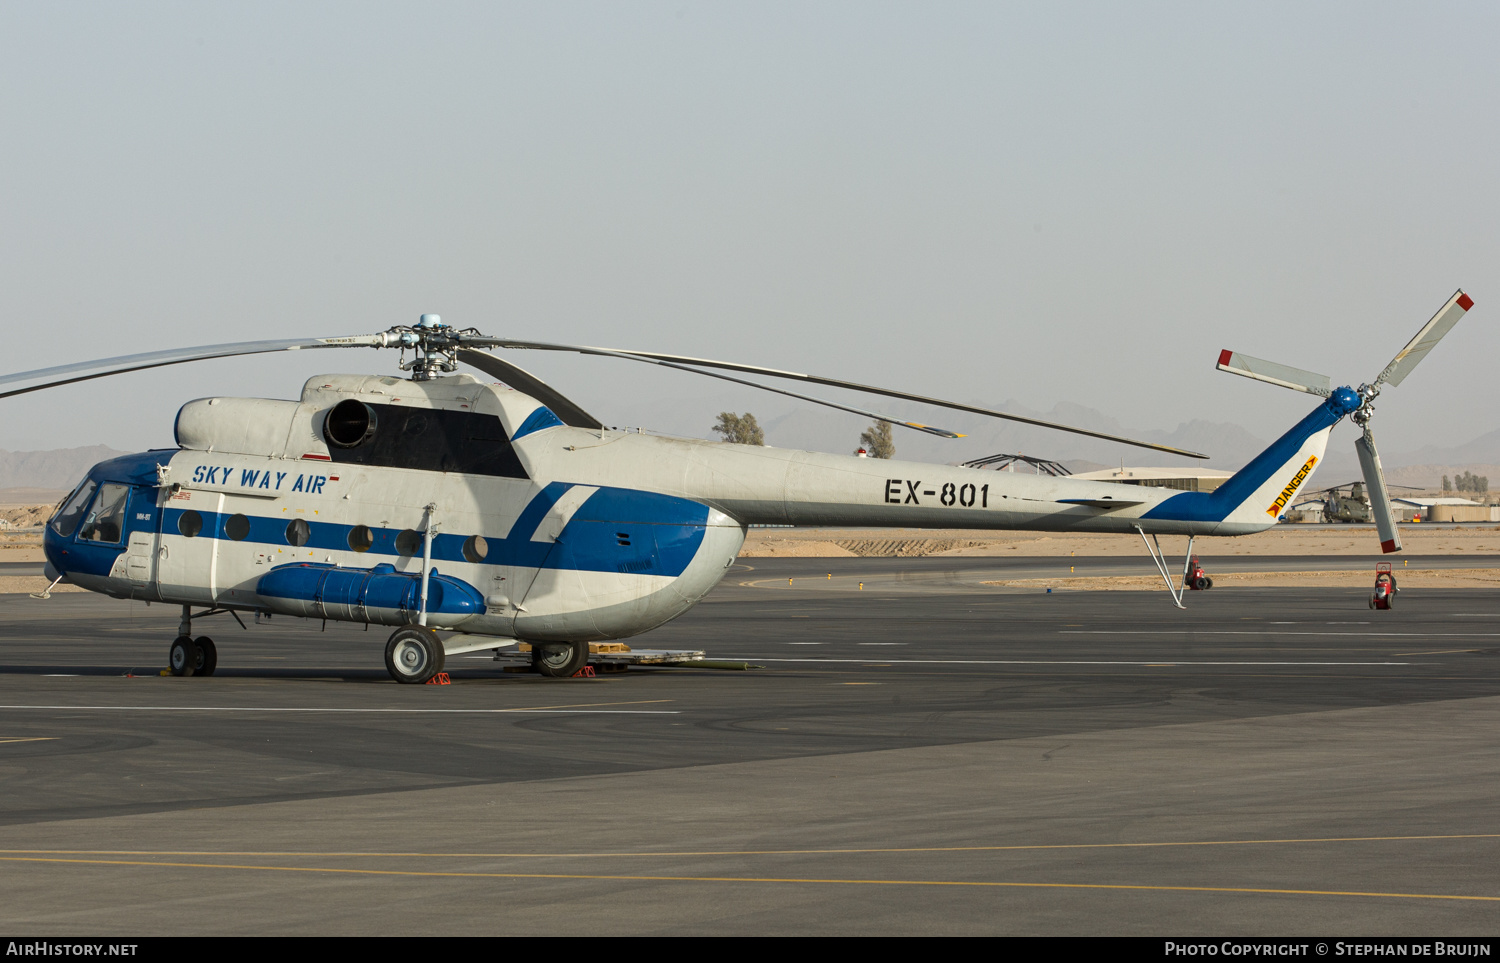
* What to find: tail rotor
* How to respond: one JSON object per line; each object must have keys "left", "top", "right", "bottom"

{"left": 1217, "top": 289, "right": 1475, "bottom": 553}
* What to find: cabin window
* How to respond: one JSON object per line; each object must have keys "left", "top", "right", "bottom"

{"left": 178, "top": 510, "right": 203, "bottom": 538}
{"left": 462, "top": 535, "right": 488, "bottom": 563}
{"left": 348, "top": 525, "right": 373, "bottom": 553}
{"left": 224, "top": 513, "right": 251, "bottom": 541}
{"left": 285, "top": 518, "right": 310, "bottom": 547}
{"left": 50, "top": 479, "right": 97, "bottom": 538}
{"left": 394, "top": 529, "right": 422, "bottom": 556}
{"left": 79, "top": 484, "right": 129, "bottom": 544}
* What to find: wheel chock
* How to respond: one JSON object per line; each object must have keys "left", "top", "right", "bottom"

{"left": 571, "top": 665, "right": 596, "bottom": 678}
{"left": 425, "top": 672, "right": 452, "bottom": 686}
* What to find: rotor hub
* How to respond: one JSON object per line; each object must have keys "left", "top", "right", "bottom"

{"left": 1327, "top": 385, "right": 1364, "bottom": 419}
{"left": 377, "top": 314, "right": 483, "bottom": 381}
{"left": 1348, "top": 383, "right": 1380, "bottom": 427}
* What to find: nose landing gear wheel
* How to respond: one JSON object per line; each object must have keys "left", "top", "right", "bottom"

{"left": 533, "top": 641, "right": 589, "bottom": 678}
{"left": 169, "top": 637, "right": 198, "bottom": 677}
{"left": 193, "top": 637, "right": 218, "bottom": 676}
{"left": 385, "top": 624, "right": 445, "bottom": 684}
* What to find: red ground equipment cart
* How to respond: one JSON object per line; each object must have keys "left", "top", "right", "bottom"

{"left": 1371, "top": 562, "right": 1397, "bottom": 610}
{"left": 1186, "top": 554, "right": 1213, "bottom": 591}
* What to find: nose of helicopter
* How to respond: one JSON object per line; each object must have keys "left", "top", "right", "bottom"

{"left": 41, "top": 525, "right": 70, "bottom": 581}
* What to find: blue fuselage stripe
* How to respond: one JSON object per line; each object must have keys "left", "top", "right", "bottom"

{"left": 98, "top": 483, "right": 711, "bottom": 578}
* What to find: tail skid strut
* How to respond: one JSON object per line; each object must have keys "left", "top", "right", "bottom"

{"left": 1136, "top": 526, "right": 1195, "bottom": 610}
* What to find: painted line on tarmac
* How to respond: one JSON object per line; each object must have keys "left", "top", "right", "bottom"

{"left": 0, "top": 855, "right": 1494, "bottom": 903}
{"left": 1064, "top": 630, "right": 1500, "bottom": 638}
{"left": 9, "top": 832, "right": 1499, "bottom": 859}
{"left": 0, "top": 699, "right": 678, "bottom": 715}
{"left": 1392, "top": 649, "right": 1482, "bottom": 656}
{"left": 721, "top": 658, "right": 1413, "bottom": 666}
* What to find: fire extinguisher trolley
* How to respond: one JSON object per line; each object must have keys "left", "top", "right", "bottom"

{"left": 1371, "top": 562, "right": 1397, "bottom": 610}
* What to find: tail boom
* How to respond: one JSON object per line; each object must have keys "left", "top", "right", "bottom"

{"left": 1138, "top": 387, "right": 1361, "bottom": 533}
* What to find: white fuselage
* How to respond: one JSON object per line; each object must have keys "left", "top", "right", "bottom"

{"left": 48, "top": 372, "right": 1332, "bottom": 644}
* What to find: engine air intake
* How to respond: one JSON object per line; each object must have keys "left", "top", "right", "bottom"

{"left": 325, "top": 399, "right": 378, "bottom": 448}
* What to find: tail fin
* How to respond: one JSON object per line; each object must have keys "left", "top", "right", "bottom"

{"left": 1142, "top": 388, "right": 1361, "bottom": 531}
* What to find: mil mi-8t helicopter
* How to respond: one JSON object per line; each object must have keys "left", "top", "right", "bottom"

{"left": 1, "top": 290, "right": 1473, "bottom": 683}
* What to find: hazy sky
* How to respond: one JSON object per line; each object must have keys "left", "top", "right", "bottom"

{"left": 2, "top": 2, "right": 1497, "bottom": 463}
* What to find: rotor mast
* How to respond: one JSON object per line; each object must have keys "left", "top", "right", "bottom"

{"left": 396, "top": 314, "right": 461, "bottom": 382}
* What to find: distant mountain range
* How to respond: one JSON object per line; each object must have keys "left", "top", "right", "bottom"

{"left": 0, "top": 446, "right": 129, "bottom": 491}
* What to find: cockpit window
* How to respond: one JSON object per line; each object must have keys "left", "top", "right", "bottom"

{"left": 78, "top": 483, "right": 130, "bottom": 545}
{"left": 50, "top": 479, "right": 97, "bottom": 538}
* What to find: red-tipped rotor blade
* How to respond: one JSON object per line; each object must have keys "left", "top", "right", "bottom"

{"left": 1375, "top": 289, "right": 1474, "bottom": 388}
{"left": 1355, "top": 427, "right": 1402, "bottom": 554}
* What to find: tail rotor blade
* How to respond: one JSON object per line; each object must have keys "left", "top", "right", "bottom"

{"left": 1374, "top": 289, "right": 1474, "bottom": 388}
{"left": 1215, "top": 350, "right": 1332, "bottom": 397}
{"left": 1354, "top": 427, "right": 1402, "bottom": 554}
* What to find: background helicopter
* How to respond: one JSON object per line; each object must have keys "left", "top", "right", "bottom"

{"left": 1295, "top": 480, "right": 1422, "bottom": 524}
{"left": 0, "top": 291, "right": 1472, "bottom": 684}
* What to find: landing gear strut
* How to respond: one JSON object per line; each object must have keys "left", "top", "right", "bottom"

{"left": 1134, "top": 528, "right": 1208, "bottom": 609}
{"left": 167, "top": 606, "right": 220, "bottom": 677}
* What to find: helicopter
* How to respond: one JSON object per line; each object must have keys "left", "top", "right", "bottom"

{"left": 1296, "top": 480, "right": 1421, "bottom": 524}
{"left": 1, "top": 290, "right": 1472, "bottom": 683}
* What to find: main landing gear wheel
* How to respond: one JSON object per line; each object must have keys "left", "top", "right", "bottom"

{"left": 385, "top": 624, "right": 445, "bottom": 684}
{"left": 193, "top": 637, "right": 218, "bottom": 677}
{"left": 533, "top": 641, "right": 588, "bottom": 678}
{"left": 169, "top": 637, "right": 198, "bottom": 677}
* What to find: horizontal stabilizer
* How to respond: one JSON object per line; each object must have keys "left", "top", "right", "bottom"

{"left": 1216, "top": 350, "right": 1332, "bottom": 397}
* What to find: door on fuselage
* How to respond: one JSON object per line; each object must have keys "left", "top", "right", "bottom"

{"left": 118, "top": 484, "right": 162, "bottom": 599}
{"left": 157, "top": 490, "right": 222, "bottom": 604}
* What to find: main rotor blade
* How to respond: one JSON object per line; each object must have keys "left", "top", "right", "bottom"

{"left": 1354, "top": 427, "right": 1402, "bottom": 554}
{"left": 456, "top": 349, "right": 602, "bottom": 429}
{"left": 0, "top": 336, "right": 385, "bottom": 401}
{"left": 1375, "top": 289, "right": 1474, "bottom": 388}
{"left": 474, "top": 339, "right": 966, "bottom": 438}
{"left": 471, "top": 337, "right": 1207, "bottom": 458}
{"left": 1215, "top": 350, "right": 1332, "bottom": 397}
